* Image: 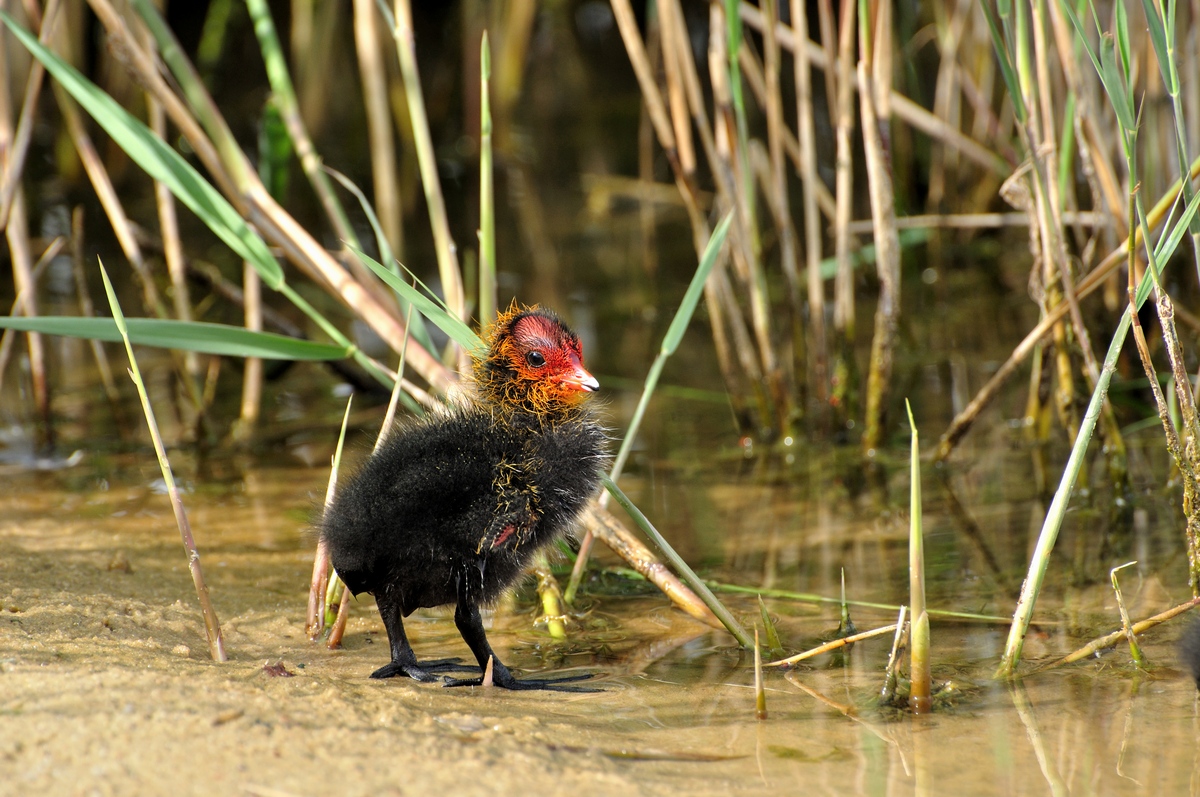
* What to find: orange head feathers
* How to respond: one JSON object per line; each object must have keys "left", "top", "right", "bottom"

{"left": 475, "top": 305, "right": 598, "bottom": 416}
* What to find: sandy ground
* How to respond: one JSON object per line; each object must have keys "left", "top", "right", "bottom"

{"left": 0, "top": 468, "right": 742, "bottom": 797}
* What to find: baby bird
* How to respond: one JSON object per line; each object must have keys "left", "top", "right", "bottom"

{"left": 321, "top": 306, "right": 607, "bottom": 690}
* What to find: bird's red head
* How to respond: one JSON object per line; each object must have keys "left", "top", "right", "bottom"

{"left": 477, "top": 305, "right": 598, "bottom": 415}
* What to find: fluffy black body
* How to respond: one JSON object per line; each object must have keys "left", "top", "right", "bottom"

{"left": 321, "top": 308, "right": 607, "bottom": 691}
{"left": 326, "top": 404, "right": 605, "bottom": 614}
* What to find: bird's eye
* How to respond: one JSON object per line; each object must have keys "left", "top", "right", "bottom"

{"left": 525, "top": 351, "right": 546, "bottom": 368}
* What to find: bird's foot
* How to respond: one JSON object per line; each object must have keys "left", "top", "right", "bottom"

{"left": 370, "top": 657, "right": 480, "bottom": 682}
{"left": 444, "top": 671, "right": 602, "bottom": 693}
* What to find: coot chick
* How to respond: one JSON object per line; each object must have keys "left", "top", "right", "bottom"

{"left": 322, "top": 306, "right": 607, "bottom": 690}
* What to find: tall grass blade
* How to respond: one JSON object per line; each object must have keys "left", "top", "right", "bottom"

{"left": 1055, "top": 0, "right": 1136, "bottom": 132}
{"left": 997, "top": 311, "right": 1132, "bottom": 676}
{"left": 98, "top": 260, "right": 226, "bottom": 662}
{"left": 602, "top": 474, "right": 752, "bottom": 648}
{"left": 326, "top": 168, "right": 436, "bottom": 355}
{"left": 906, "top": 400, "right": 931, "bottom": 713}
{"left": 1136, "top": 0, "right": 1173, "bottom": 93}
{"left": 978, "top": 0, "right": 1027, "bottom": 123}
{"left": 0, "top": 11, "right": 401, "bottom": 393}
{"left": 310, "top": 396, "right": 354, "bottom": 641}
{"left": 1151, "top": 187, "right": 1200, "bottom": 263}
{"left": 1110, "top": 561, "right": 1146, "bottom": 668}
{"left": 758, "top": 595, "right": 784, "bottom": 657}
{"left": 0, "top": 316, "right": 348, "bottom": 360}
{"left": 349, "top": 244, "right": 484, "bottom": 355}
{"left": 244, "top": 0, "right": 358, "bottom": 248}
{"left": 611, "top": 210, "right": 733, "bottom": 480}
{"left": 0, "top": 12, "right": 282, "bottom": 288}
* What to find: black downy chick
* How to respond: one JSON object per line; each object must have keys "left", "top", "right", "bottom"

{"left": 321, "top": 306, "right": 607, "bottom": 691}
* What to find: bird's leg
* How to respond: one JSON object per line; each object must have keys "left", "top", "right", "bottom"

{"left": 369, "top": 588, "right": 477, "bottom": 681}
{"left": 443, "top": 573, "right": 600, "bottom": 692}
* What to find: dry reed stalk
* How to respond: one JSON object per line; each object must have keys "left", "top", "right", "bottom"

{"left": 1042, "top": 597, "right": 1200, "bottom": 670}
{"left": 148, "top": 98, "right": 200, "bottom": 379}
{"left": 934, "top": 154, "right": 1200, "bottom": 462}
{"left": 755, "top": 1, "right": 806, "bottom": 419}
{"left": 353, "top": 0, "right": 403, "bottom": 259}
{"left": 1109, "top": 562, "right": 1146, "bottom": 667}
{"left": 614, "top": 0, "right": 760, "bottom": 434}
{"left": 611, "top": 0, "right": 703, "bottom": 230}
{"left": 833, "top": 0, "right": 856, "bottom": 341}
{"left": 245, "top": 187, "right": 452, "bottom": 387}
{"left": 1043, "top": 4, "right": 1123, "bottom": 228}
{"left": 636, "top": 56, "right": 660, "bottom": 278}
{"left": 713, "top": 4, "right": 786, "bottom": 428}
{"left": 581, "top": 505, "right": 723, "bottom": 630}
{"left": 1018, "top": 2, "right": 1113, "bottom": 461}
{"left": 761, "top": 0, "right": 801, "bottom": 316}
{"left": 734, "top": 48, "right": 840, "bottom": 218}
{"left": 814, "top": 0, "right": 837, "bottom": 119}
{"left": 246, "top": 0, "right": 396, "bottom": 308}
{"left": 766, "top": 622, "right": 898, "bottom": 667}
{"left": 844, "top": 211, "right": 1106, "bottom": 232}
{"left": 857, "top": 12, "right": 901, "bottom": 455}
{"left": 391, "top": 0, "right": 465, "bottom": 324}
{"left": 880, "top": 606, "right": 908, "bottom": 703}
{"left": 0, "top": 0, "right": 59, "bottom": 230}
{"left": 69, "top": 208, "right": 119, "bottom": 404}
{"left": 710, "top": 263, "right": 773, "bottom": 428}
{"left": 286, "top": 0, "right": 339, "bottom": 133}
{"left": 658, "top": 0, "right": 754, "bottom": 422}
{"left": 306, "top": 397, "right": 354, "bottom": 640}
{"left": 657, "top": 2, "right": 693, "bottom": 177}
{"left": 235, "top": 263, "right": 263, "bottom": 439}
{"left": 925, "top": 0, "right": 964, "bottom": 213}
{"left": 4, "top": 192, "right": 50, "bottom": 443}
{"left": 791, "top": 0, "right": 826, "bottom": 407}
{"left": 492, "top": 0, "right": 536, "bottom": 116}
{"left": 86, "top": 0, "right": 239, "bottom": 198}
{"left": 54, "top": 87, "right": 166, "bottom": 317}
{"left": 100, "top": 262, "right": 226, "bottom": 661}
{"left": 739, "top": 3, "right": 1010, "bottom": 176}
{"left": 478, "top": 30, "right": 497, "bottom": 322}
{"left": 659, "top": 0, "right": 732, "bottom": 211}
{"left": 0, "top": 235, "right": 61, "bottom": 400}
{"left": 325, "top": 586, "right": 353, "bottom": 649}
{"left": 0, "top": 12, "right": 48, "bottom": 439}
{"left": 1150, "top": 292, "right": 1200, "bottom": 593}
{"left": 734, "top": 47, "right": 838, "bottom": 221}
{"left": 754, "top": 628, "right": 766, "bottom": 720}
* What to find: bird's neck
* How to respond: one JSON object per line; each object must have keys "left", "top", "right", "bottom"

{"left": 473, "top": 359, "right": 586, "bottom": 422}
